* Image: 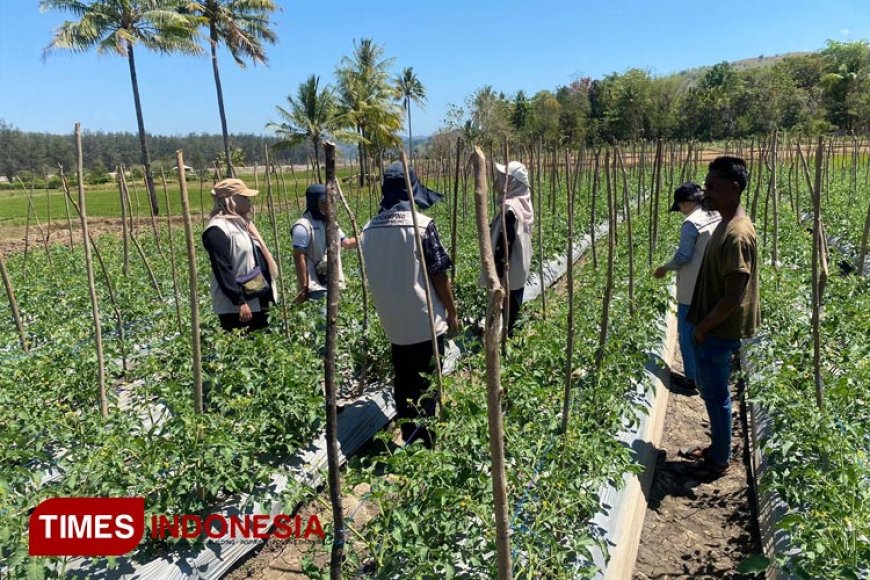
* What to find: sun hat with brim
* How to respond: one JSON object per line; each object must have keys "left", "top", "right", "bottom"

{"left": 494, "top": 161, "right": 530, "bottom": 187}
{"left": 211, "top": 178, "right": 259, "bottom": 198}
{"left": 669, "top": 181, "right": 703, "bottom": 212}
{"left": 380, "top": 162, "right": 443, "bottom": 210}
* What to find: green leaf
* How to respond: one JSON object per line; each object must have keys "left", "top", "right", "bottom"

{"left": 736, "top": 554, "right": 770, "bottom": 574}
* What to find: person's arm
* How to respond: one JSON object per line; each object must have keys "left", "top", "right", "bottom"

{"left": 431, "top": 272, "right": 459, "bottom": 335}
{"left": 422, "top": 221, "right": 459, "bottom": 335}
{"left": 693, "top": 232, "right": 754, "bottom": 343}
{"left": 291, "top": 223, "right": 310, "bottom": 303}
{"left": 654, "top": 221, "right": 698, "bottom": 278}
{"left": 202, "top": 227, "right": 251, "bottom": 321}
{"left": 341, "top": 237, "right": 358, "bottom": 250}
{"left": 494, "top": 210, "right": 517, "bottom": 280}
{"left": 292, "top": 250, "right": 308, "bottom": 303}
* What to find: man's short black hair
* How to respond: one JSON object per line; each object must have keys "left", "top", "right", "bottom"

{"left": 708, "top": 156, "right": 749, "bottom": 193}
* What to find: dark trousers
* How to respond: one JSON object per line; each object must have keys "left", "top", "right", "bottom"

{"left": 391, "top": 334, "right": 445, "bottom": 448}
{"left": 219, "top": 308, "right": 269, "bottom": 332}
{"left": 506, "top": 287, "right": 524, "bottom": 336}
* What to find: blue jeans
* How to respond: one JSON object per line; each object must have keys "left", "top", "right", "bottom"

{"left": 693, "top": 335, "right": 740, "bottom": 465}
{"left": 677, "top": 303, "right": 697, "bottom": 382}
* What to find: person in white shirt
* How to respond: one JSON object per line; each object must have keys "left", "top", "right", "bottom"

{"left": 291, "top": 184, "right": 356, "bottom": 303}
{"left": 360, "top": 162, "right": 458, "bottom": 448}
{"left": 653, "top": 181, "right": 721, "bottom": 390}
{"left": 485, "top": 161, "right": 533, "bottom": 336}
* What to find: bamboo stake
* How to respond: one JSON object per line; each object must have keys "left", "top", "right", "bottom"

{"left": 470, "top": 145, "right": 512, "bottom": 580}
{"left": 334, "top": 178, "right": 370, "bottom": 390}
{"left": 116, "top": 168, "right": 130, "bottom": 276}
{"left": 770, "top": 130, "right": 779, "bottom": 271}
{"left": 500, "top": 140, "right": 511, "bottom": 352}
{"left": 590, "top": 149, "right": 600, "bottom": 269}
{"left": 176, "top": 152, "right": 203, "bottom": 415}
{"left": 535, "top": 139, "right": 546, "bottom": 319}
{"left": 616, "top": 145, "right": 635, "bottom": 315}
{"left": 59, "top": 164, "right": 75, "bottom": 250}
{"left": 0, "top": 248, "right": 28, "bottom": 353}
{"left": 160, "top": 168, "right": 184, "bottom": 335}
{"left": 595, "top": 150, "right": 616, "bottom": 369}
{"left": 450, "top": 136, "right": 462, "bottom": 281}
{"left": 263, "top": 150, "right": 289, "bottom": 337}
{"left": 810, "top": 137, "right": 825, "bottom": 412}
{"left": 560, "top": 146, "right": 576, "bottom": 436}
{"left": 400, "top": 151, "right": 445, "bottom": 412}
{"left": 323, "top": 142, "right": 346, "bottom": 580}
{"left": 75, "top": 123, "right": 107, "bottom": 419}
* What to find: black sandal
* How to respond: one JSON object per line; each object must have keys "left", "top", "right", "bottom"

{"left": 690, "top": 458, "right": 730, "bottom": 480}
{"left": 678, "top": 445, "right": 711, "bottom": 460}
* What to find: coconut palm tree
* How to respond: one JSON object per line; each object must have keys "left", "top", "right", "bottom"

{"left": 187, "top": 0, "right": 277, "bottom": 178}
{"left": 395, "top": 67, "right": 426, "bottom": 163}
{"left": 266, "top": 75, "right": 354, "bottom": 183}
{"left": 41, "top": 0, "right": 200, "bottom": 216}
{"left": 335, "top": 38, "right": 403, "bottom": 186}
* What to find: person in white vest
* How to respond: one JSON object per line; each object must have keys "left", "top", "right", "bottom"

{"left": 485, "top": 161, "right": 534, "bottom": 336}
{"left": 653, "top": 181, "right": 721, "bottom": 390}
{"left": 291, "top": 184, "right": 357, "bottom": 303}
{"left": 202, "top": 178, "right": 278, "bottom": 332}
{"left": 360, "top": 162, "right": 458, "bottom": 448}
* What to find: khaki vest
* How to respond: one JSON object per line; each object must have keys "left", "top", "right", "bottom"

{"left": 360, "top": 209, "right": 447, "bottom": 345}
{"left": 204, "top": 217, "right": 264, "bottom": 315}
{"left": 293, "top": 215, "right": 345, "bottom": 293}
{"left": 483, "top": 199, "right": 533, "bottom": 291}
{"left": 678, "top": 207, "right": 721, "bottom": 305}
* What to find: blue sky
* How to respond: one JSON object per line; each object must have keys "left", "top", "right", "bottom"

{"left": 0, "top": 0, "right": 868, "bottom": 138}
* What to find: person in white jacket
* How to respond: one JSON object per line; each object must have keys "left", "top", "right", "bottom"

{"left": 360, "top": 162, "right": 458, "bottom": 448}
{"left": 486, "top": 161, "right": 533, "bottom": 336}
{"left": 654, "top": 181, "right": 721, "bottom": 390}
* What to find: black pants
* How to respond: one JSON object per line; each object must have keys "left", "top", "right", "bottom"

{"left": 506, "top": 287, "right": 524, "bottom": 337}
{"left": 391, "top": 335, "right": 445, "bottom": 448}
{"left": 219, "top": 308, "right": 269, "bottom": 332}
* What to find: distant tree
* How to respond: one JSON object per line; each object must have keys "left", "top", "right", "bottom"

{"left": 186, "top": 0, "right": 278, "bottom": 177}
{"left": 336, "top": 38, "right": 402, "bottom": 185}
{"left": 819, "top": 40, "right": 870, "bottom": 131}
{"left": 267, "top": 75, "right": 355, "bottom": 182}
{"left": 394, "top": 66, "right": 426, "bottom": 163}
{"left": 41, "top": 0, "right": 201, "bottom": 215}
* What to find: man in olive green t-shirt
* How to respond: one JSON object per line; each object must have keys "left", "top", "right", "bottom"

{"left": 685, "top": 156, "right": 760, "bottom": 478}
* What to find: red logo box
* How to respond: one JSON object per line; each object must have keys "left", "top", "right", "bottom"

{"left": 29, "top": 497, "right": 145, "bottom": 557}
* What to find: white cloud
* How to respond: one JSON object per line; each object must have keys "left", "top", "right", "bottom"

{"left": 840, "top": 28, "right": 851, "bottom": 36}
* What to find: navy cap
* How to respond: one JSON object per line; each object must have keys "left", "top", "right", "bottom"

{"left": 669, "top": 181, "right": 704, "bottom": 212}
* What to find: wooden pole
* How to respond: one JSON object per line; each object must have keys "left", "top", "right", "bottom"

{"left": 400, "top": 151, "right": 444, "bottom": 409}
{"left": 116, "top": 168, "right": 131, "bottom": 276}
{"left": 59, "top": 164, "right": 75, "bottom": 250}
{"left": 263, "top": 149, "right": 290, "bottom": 337}
{"left": 499, "top": 140, "right": 511, "bottom": 352}
{"left": 176, "top": 152, "right": 203, "bottom": 415}
{"left": 560, "top": 146, "right": 576, "bottom": 436}
{"left": 0, "top": 249, "right": 28, "bottom": 353}
{"left": 75, "top": 123, "right": 108, "bottom": 419}
{"left": 616, "top": 145, "right": 635, "bottom": 315}
{"left": 323, "top": 142, "right": 346, "bottom": 580}
{"left": 595, "top": 150, "right": 616, "bottom": 369}
{"left": 335, "top": 178, "right": 370, "bottom": 389}
{"left": 160, "top": 168, "right": 184, "bottom": 335}
{"left": 450, "top": 136, "right": 462, "bottom": 281}
{"left": 810, "top": 137, "right": 825, "bottom": 412}
{"left": 471, "top": 145, "right": 513, "bottom": 580}
{"left": 535, "top": 139, "right": 546, "bottom": 319}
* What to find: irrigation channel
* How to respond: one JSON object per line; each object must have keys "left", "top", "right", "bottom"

{"left": 1, "top": 132, "right": 868, "bottom": 579}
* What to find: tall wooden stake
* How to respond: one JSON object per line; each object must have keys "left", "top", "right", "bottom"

{"left": 810, "top": 137, "right": 825, "bottom": 412}
{"left": 0, "top": 249, "right": 28, "bottom": 353}
{"left": 75, "top": 123, "right": 107, "bottom": 419}
{"left": 471, "top": 146, "right": 513, "bottom": 580}
{"left": 176, "top": 152, "right": 203, "bottom": 415}
{"left": 323, "top": 142, "right": 346, "bottom": 580}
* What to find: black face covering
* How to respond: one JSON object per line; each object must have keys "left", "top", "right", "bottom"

{"left": 305, "top": 184, "right": 327, "bottom": 221}
{"left": 380, "top": 162, "right": 443, "bottom": 211}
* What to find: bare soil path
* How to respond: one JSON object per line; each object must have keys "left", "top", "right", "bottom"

{"left": 633, "top": 345, "right": 760, "bottom": 579}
